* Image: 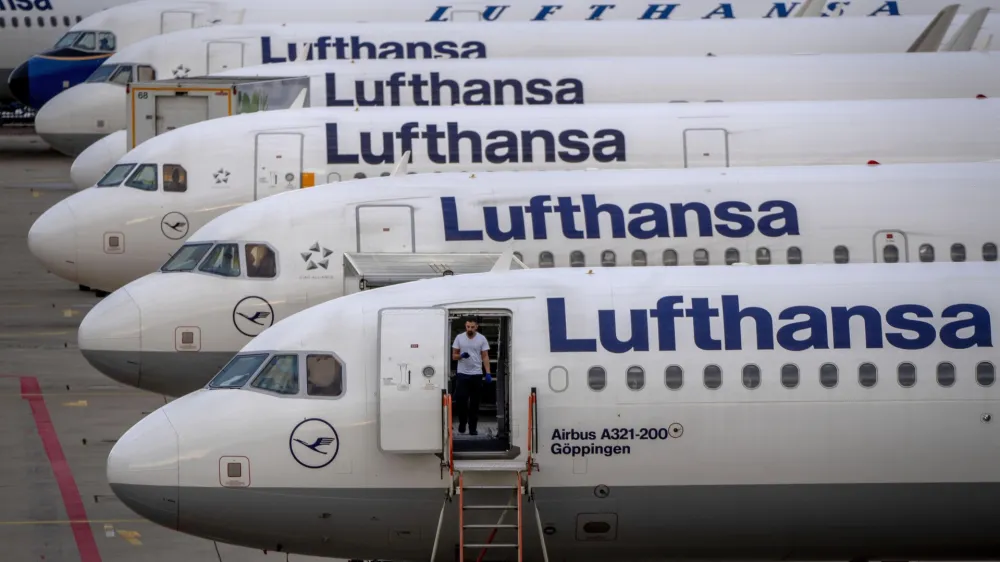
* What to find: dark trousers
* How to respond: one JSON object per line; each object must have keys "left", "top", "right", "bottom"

{"left": 453, "top": 374, "right": 482, "bottom": 431}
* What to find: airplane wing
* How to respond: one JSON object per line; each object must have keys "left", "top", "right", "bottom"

{"left": 907, "top": 4, "right": 960, "bottom": 52}
{"left": 942, "top": 7, "right": 990, "bottom": 51}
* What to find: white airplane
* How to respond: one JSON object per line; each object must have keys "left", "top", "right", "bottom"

{"left": 105, "top": 259, "right": 1000, "bottom": 561}
{"left": 27, "top": 4, "right": 996, "bottom": 152}
{"left": 76, "top": 161, "right": 1000, "bottom": 396}
{"left": 0, "top": 0, "right": 131, "bottom": 102}
{"left": 38, "top": 48, "right": 1000, "bottom": 158}
{"left": 28, "top": 97, "right": 1000, "bottom": 294}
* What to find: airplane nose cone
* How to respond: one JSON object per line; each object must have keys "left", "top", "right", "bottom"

{"left": 79, "top": 288, "right": 142, "bottom": 388}
{"left": 27, "top": 201, "right": 78, "bottom": 283}
{"left": 107, "top": 409, "right": 179, "bottom": 530}
{"left": 7, "top": 61, "right": 30, "bottom": 107}
{"left": 71, "top": 130, "right": 126, "bottom": 189}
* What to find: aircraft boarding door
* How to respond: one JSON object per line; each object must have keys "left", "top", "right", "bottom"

{"left": 683, "top": 128, "right": 729, "bottom": 168}
{"left": 356, "top": 205, "right": 414, "bottom": 253}
{"left": 377, "top": 308, "right": 448, "bottom": 453}
{"left": 160, "top": 11, "right": 195, "bottom": 34}
{"left": 207, "top": 42, "right": 245, "bottom": 74}
{"left": 254, "top": 133, "right": 303, "bottom": 200}
{"left": 874, "top": 230, "right": 908, "bottom": 263}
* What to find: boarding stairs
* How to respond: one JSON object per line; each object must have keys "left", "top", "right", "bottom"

{"left": 432, "top": 390, "right": 546, "bottom": 562}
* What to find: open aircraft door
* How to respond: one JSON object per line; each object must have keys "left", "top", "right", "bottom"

{"left": 874, "top": 230, "right": 908, "bottom": 263}
{"left": 207, "top": 42, "right": 245, "bottom": 74}
{"left": 683, "top": 128, "right": 729, "bottom": 168}
{"left": 377, "top": 308, "right": 448, "bottom": 453}
{"left": 254, "top": 133, "right": 303, "bottom": 200}
{"left": 160, "top": 11, "right": 195, "bottom": 33}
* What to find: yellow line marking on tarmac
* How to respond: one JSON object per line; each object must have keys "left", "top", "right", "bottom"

{"left": 0, "top": 330, "right": 72, "bottom": 338}
{"left": 117, "top": 529, "right": 143, "bottom": 546}
{"left": 0, "top": 519, "right": 146, "bottom": 526}
{"left": 62, "top": 400, "right": 88, "bottom": 407}
{"left": 63, "top": 309, "right": 80, "bottom": 318}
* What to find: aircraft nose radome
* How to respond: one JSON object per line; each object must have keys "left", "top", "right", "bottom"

{"left": 71, "top": 130, "right": 126, "bottom": 189}
{"left": 78, "top": 288, "right": 142, "bottom": 389}
{"left": 7, "top": 61, "right": 30, "bottom": 107}
{"left": 107, "top": 409, "right": 179, "bottom": 530}
{"left": 35, "top": 89, "right": 106, "bottom": 157}
{"left": 27, "top": 201, "right": 78, "bottom": 283}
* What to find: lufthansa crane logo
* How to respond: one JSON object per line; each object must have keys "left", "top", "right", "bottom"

{"left": 160, "top": 211, "right": 189, "bottom": 240}
{"left": 289, "top": 418, "right": 340, "bottom": 469}
{"left": 232, "top": 296, "right": 274, "bottom": 337}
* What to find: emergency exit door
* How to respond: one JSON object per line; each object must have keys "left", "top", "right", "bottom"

{"left": 378, "top": 308, "right": 448, "bottom": 453}
{"left": 207, "top": 41, "right": 245, "bottom": 74}
{"left": 874, "top": 230, "right": 908, "bottom": 263}
{"left": 356, "top": 206, "right": 414, "bottom": 252}
{"left": 683, "top": 128, "right": 729, "bottom": 168}
{"left": 254, "top": 133, "right": 303, "bottom": 200}
{"left": 160, "top": 11, "right": 194, "bottom": 33}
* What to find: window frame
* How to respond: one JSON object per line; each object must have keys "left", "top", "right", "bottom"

{"left": 207, "top": 352, "right": 270, "bottom": 389}
{"left": 625, "top": 365, "right": 645, "bottom": 391}
{"left": 197, "top": 242, "right": 242, "bottom": 278}
{"left": 249, "top": 353, "right": 302, "bottom": 396}
{"left": 160, "top": 242, "right": 214, "bottom": 273}
{"left": 163, "top": 163, "right": 187, "bottom": 192}
{"left": 305, "top": 352, "right": 347, "bottom": 399}
{"left": 96, "top": 162, "right": 138, "bottom": 187}
{"left": 244, "top": 241, "right": 279, "bottom": 279}
{"left": 587, "top": 366, "right": 607, "bottom": 392}
{"left": 124, "top": 163, "right": 158, "bottom": 191}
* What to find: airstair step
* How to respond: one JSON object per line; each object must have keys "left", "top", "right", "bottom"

{"left": 464, "top": 543, "right": 519, "bottom": 549}
{"left": 454, "top": 459, "right": 525, "bottom": 471}
{"left": 463, "top": 523, "right": 519, "bottom": 529}
{"left": 463, "top": 505, "right": 516, "bottom": 510}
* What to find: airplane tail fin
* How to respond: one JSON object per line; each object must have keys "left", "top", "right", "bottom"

{"left": 907, "top": 4, "right": 960, "bottom": 52}
{"left": 794, "top": 0, "right": 825, "bottom": 18}
{"left": 390, "top": 151, "right": 411, "bottom": 177}
{"left": 942, "top": 7, "right": 990, "bottom": 51}
{"left": 288, "top": 88, "right": 308, "bottom": 110}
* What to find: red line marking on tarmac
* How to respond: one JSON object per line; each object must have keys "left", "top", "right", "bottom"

{"left": 17, "top": 376, "right": 103, "bottom": 562}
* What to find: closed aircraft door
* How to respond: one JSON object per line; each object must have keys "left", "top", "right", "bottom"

{"left": 155, "top": 96, "right": 208, "bottom": 135}
{"left": 160, "top": 11, "right": 195, "bottom": 33}
{"left": 874, "top": 230, "right": 908, "bottom": 263}
{"left": 207, "top": 41, "right": 244, "bottom": 74}
{"left": 683, "top": 128, "right": 729, "bottom": 168}
{"left": 377, "top": 308, "right": 448, "bottom": 453}
{"left": 356, "top": 205, "right": 414, "bottom": 253}
{"left": 254, "top": 133, "right": 303, "bottom": 200}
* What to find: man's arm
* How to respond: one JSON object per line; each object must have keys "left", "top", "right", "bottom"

{"left": 480, "top": 349, "right": 490, "bottom": 374}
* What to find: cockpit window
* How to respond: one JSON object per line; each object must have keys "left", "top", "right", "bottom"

{"left": 96, "top": 163, "right": 136, "bottom": 187}
{"left": 246, "top": 244, "right": 276, "bottom": 278}
{"left": 85, "top": 64, "right": 117, "bottom": 83}
{"left": 251, "top": 354, "right": 300, "bottom": 395}
{"left": 209, "top": 353, "right": 269, "bottom": 389}
{"left": 160, "top": 243, "right": 213, "bottom": 272}
{"left": 307, "top": 354, "right": 344, "bottom": 397}
{"left": 109, "top": 65, "right": 132, "bottom": 86}
{"left": 163, "top": 164, "right": 187, "bottom": 192}
{"left": 199, "top": 243, "right": 241, "bottom": 277}
{"left": 73, "top": 31, "right": 97, "bottom": 51}
{"left": 54, "top": 31, "right": 82, "bottom": 49}
{"left": 97, "top": 31, "right": 116, "bottom": 52}
{"left": 124, "top": 163, "right": 158, "bottom": 191}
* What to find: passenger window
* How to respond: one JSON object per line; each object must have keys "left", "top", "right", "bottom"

{"left": 662, "top": 249, "right": 678, "bottom": 266}
{"left": 163, "top": 164, "right": 187, "bottom": 192}
{"left": 50, "top": 16, "right": 56, "bottom": 27}
{"left": 704, "top": 365, "right": 722, "bottom": 389}
{"left": 819, "top": 363, "right": 838, "bottom": 388}
{"left": 780, "top": 363, "right": 799, "bottom": 388}
{"left": 570, "top": 250, "right": 585, "bottom": 267}
{"left": 548, "top": 366, "right": 568, "bottom": 393}
{"left": 199, "top": 243, "right": 241, "bottom": 277}
{"left": 124, "top": 163, "right": 158, "bottom": 191}
{"left": 742, "top": 364, "right": 760, "bottom": 389}
{"left": 306, "top": 354, "right": 343, "bottom": 397}
{"left": 37, "top": 16, "right": 44, "bottom": 27}
{"left": 74, "top": 31, "right": 96, "bottom": 50}
{"left": 897, "top": 362, "right": 916, "bottom": 387}
{"left": 951, "top": 243, "right": 966, "bottom": 262}
{"left": 983, "top": 242, "right": 998, "bottom": 261}
{"left": 109, "top": 66, "right": 132, "bottom": 86}
{"left": 63, "top": 16, "right": 70, "bottom": 26}
{"left": 98, "top": 31, "right": 116, "bottom": 52}
{"left": 664, "top": 365, "right": 683, "bottom": 390}
{"left": 209, "top": 353, "right": 269, "bottom": 388}
{"left": 725, "top": 248, "right": 739, "bottom": 265}
{"left": 160, "top": 243, "right": 213, "bottom": 272}
{"left": 379, "top": 172, "right": 390, "bottom": 177}
{"left": 883, "top": 245, "right": 899, "bottom": 263}
{"left": 694, "top": 248, "right": 709, "bottom": 266}
{"left": 626, "top": 366, "right": 644, "bottom": 390}
{"left": 513, "top": 251, "right": 523, "bottom": 263}
{"left": 97, "top": 163, "right": 137, "bottom": 187}
{"left": 0, "top": 18, "right": 5, "bottom": 28}
{"left": 137, "top": 65, "right": 156, "bottom": 81}
{"left": 587, "top": 366, "right": 606, "bottom": 391}
{"left": 11, "top": 17, "right": 17, "bottom": 28}
{"left": 787, "top": 246, "right": 802, "bottom": 264}
{"left": 631, "top": 249, "right": 647, "bottom": 266}
{"left": 246, "top": 244, "right": 277, "bottom": 278}
{"left": 834, "top": 245, "right": 849, "bottom": 264}
{"left": 918, "top": 244, "right": 934, "bottom": 262}
{"left": 601, "top": 250, "right": 616, "bottom": 267}
{"left": 24, "top": 16, "right": 30, "bottom": 27}
{"left": 976, "top": 361, "right": 995, "bottom": 387}
{"left": 936, "top": 361, "right": 955, "bottom": 387}
{"left": 251, "top": 354, "right": 300, "bottom": 395}
{"left": 76, "top": 15, "right": 83, "bottom": 22}
{"left": 756, "top": 247, "right": 771, "bottom": 265}
{"left": 858, "top": 362, "right": 877, "bottom": 388}
{"left": 353, "top": 172, "right": 366, "bottom": 179}
{"left": 539, "top": 251, "right": 554, "bottom": 268}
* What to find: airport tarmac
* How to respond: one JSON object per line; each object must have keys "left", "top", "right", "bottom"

{"left": 0, "top": 134, "right": 339, "bottom": 562}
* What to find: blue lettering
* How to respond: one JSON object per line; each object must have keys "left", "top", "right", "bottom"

{"left": 869, "top": 0, "right": 899, "bottom": 16}
{"left": 885, "top": 304, "right": 936, "bottom": 350}
{"left": 763, "top": 2, "right": 800, "bottom": 17}
{"left": 702, "top": 3, "right": 735, "bottom": 18}
{"left": 587, "top": 3, "right": 615, "bottom": 19}
{"left": 939, "top": 304, "right": 992, "bottom": 349}
{"left": 532, "top": 4, "right": 563, "bottom": 20}
{"left": 598, "top": 308, "right": 649, "bottom": 353}
{"left": 441, "top": 196, "right": 483, "bottom": 241}
{"left": 548, "top": 298, "right": 598, "bottom": 352}
{"left": 638, "top": 3, "right": 678, "bottom": 19}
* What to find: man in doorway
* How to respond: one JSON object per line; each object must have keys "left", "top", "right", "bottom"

{"left": 452, "top": 317, "right": 491, "bottom": 435}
